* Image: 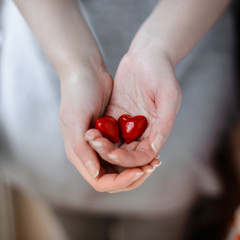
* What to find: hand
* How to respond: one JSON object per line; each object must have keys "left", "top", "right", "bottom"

{"left": 85, "top": 51, "right": 182, "bottom": 168}
{"left": 59, "top": 64, "right": 159, "bottom": 192}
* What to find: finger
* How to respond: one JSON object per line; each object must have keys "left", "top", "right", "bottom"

{"left": 108, "top": 165, "right": 153, "bottom": 193}
{"left": 65, "top": 126, "right": 153, "bottom": 192}
{"left": 149, "top": 82, "right": 182, "bottom": 154}
{"left": 85, "top": 128, "right": 103, "bottom": 141}
{"left": 121, "top": 160, "right": 161, "bottom": 191}
{"left": 66, "top": 145, "right": 149, "bottom": 193}
{"left": 108, "top": 159, "right": 162, "bottom": 193}
{"left": 85, "top": 129, "right": 121, "bottom": 165}
{"left": 85, "top": 129, "right": 161, "bottom": 170}
{"left": 99, "top": 127, "right": 160, "bottom": 167}
{"left": 106, "top": 138, "right": 155, "bottom": 167}
{"left": 60, "top": 117, "right": 101, "bottom": 179}
{"left": 85, "top": 125, "right": 122, "bottom": 149}
{"left": 94, "top": 168, "right": 145, "bottom": 192}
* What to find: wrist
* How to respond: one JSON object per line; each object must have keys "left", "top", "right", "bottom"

{"left": 129, "top": 29, "right": 178, "bottom": 66}
{"left": 58, "top": 52, "right": 107, "bottom": 83}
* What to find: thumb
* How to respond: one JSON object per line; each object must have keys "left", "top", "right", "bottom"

{"left": 149, "top": 85, "right": 182, "bottom": 154}
{"left": 60, "top": 113, "right": 101, "bottom": 179}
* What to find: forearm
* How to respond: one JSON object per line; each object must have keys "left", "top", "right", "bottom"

{"left": 130, "top": 0, "right": 231, "bottom": 64}
{"left": 14, "top": 0, "right": 104, "bottom": 78}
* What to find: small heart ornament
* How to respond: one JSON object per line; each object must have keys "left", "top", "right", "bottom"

{"left": 95, "top": 116, "right": 119, "bottom": 143}
{"left": 118, "top": 114, "right": 148, "bottom": 144}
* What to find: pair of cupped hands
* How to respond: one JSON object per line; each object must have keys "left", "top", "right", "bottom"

{"left": 59, "top": 49, "right": 182, "bottom": 193}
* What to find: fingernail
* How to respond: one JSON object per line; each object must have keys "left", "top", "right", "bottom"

{"left": 108, "top": 153, "right": 120, "bottom": 163}
{"left": 146, "top": 168, "right": 154, "bottom": 173}
{"left": 132, "top": 172, "right": 144, "bottom": 182}
{"left": 151, "top": 134, "right": 164, "bottom": 153}
{"left": 91, "top": 141, "right": 102, "bottom": 147}
{"left": 156, "top": 154, "right": 160, "bottom": 159}
{"left": 85, "top": 161, "right": 99, "bottom": 178}
{"left": 108, "top": 153, "right": 117, "bottom": 160}
{"left": 85, "top": 133, "right": 94, "bottom": 141}
{"left": 153, "top": 161, "right": 162, "bottom": 169}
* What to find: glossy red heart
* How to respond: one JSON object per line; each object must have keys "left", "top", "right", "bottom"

{"left": 118, "top": 114, "right": 148, "bottom": 144}
{"left": 95, "top": 116, "right": 119, "bottom": 143}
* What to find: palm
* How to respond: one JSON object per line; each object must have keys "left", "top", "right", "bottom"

{"left": 106, "top": 54, "right": 159, "bottom": 148}
{"left": 86, "top": 53, "right": 181, "bottom": 168}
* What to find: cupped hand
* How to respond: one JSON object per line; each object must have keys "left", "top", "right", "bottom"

{"left": 85, "top": 51, "right": 182, "bottom": 168}
{"left": 59, "top": 64, "right": 158, "bottom": 192}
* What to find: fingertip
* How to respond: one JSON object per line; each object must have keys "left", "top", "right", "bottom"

{"left": 132, "top": 171, "right": 144, "bottom": 182}
{"left": 143, "top": 166, "right": 154, "bottom": 174}
{"left": 150, "top": 158, "right": 162, "bottom": 170}
{"left": 153, "top": 161, "right": 162, "bottom": 169}
{"left": 89, "top": 136, "right": 117, "bottom": 161}
{"left": 85, "top": 129, "right": 102, "bottom": 141}
{"left": 83, "top": 158, "right": 101, "bottom": 178}
{"left": 150, "top": 134, "right": 164, "bottom": 153}
{"left": 108, "top": 153, "right": 118, "bottom": 160}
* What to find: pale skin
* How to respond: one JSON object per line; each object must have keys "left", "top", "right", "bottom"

{"left": 14, "top": 0, "right": 231, "bottom": 193}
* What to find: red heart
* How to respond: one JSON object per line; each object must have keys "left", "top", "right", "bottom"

{"left": 95, "top": 116, "right": 119, "bottom": 143}
{"left": 118, "top": 114, "right": 148, "bottom": 144}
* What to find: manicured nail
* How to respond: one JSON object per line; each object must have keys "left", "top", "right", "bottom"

{"left": 91, "top": 141, "right": 102, "bottom": 147}
{"left": 132, "top": 172, "right": 144, "bottom": 182}
{"left": 153, "top": 161, "right": 162, "bottom": 169}
{"left": 108, "top": 153, "right": 117, "bottom": 160}
{"left": 151, "top": 134, "right": 164, "bottom": 153}
{"left": 85, "top": 133, "right": 94, "bottom": 141}
{"left": 146, "top": 168, "right": 154, "bottom": 173}
{"left": 85, "top": 161, "right": 99, "bottom": 178}
{"left": 108, "top": 153, "right": 120, "bottom": 163}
